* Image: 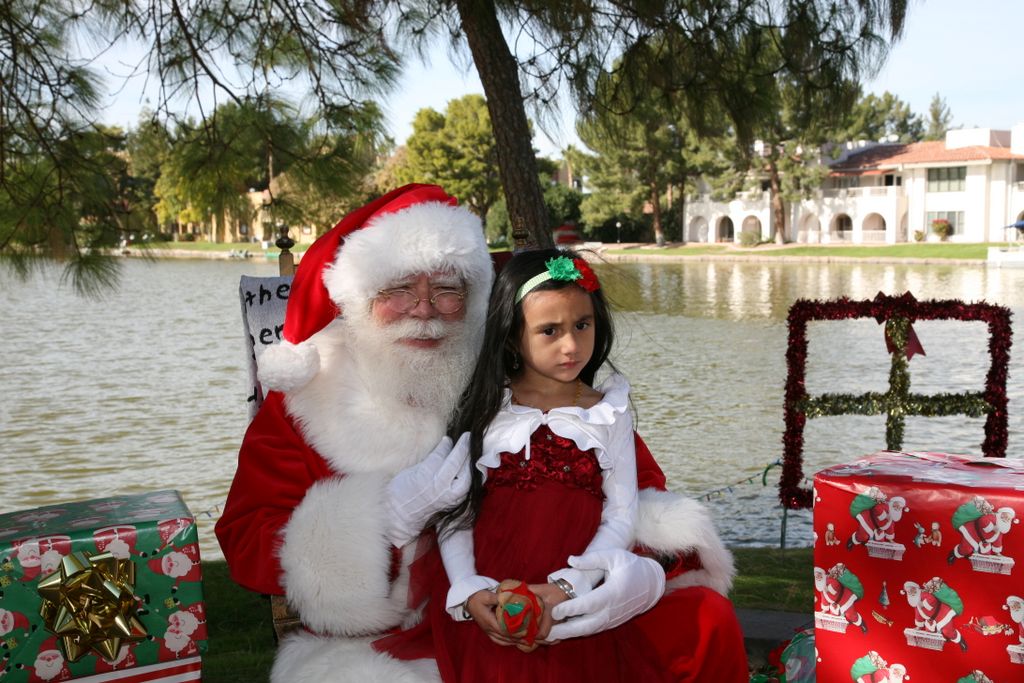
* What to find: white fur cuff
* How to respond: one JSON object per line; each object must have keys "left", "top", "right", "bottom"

{"left": 273, "top": 632, "right": 442, "bottom": 683}
{"left": 635, "top": 489, "right": 736, "bottom": 596}
{"left": 279, "top": 474, "right": 404, "bottom": 635}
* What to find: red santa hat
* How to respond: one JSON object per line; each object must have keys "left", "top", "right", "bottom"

{"left": 0, "top": 607, "right": 30, "bottom": 635}
{"left": 257, "top": 183, "right": 492, "bottom": 393}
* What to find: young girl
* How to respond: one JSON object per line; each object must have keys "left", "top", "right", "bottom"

{"left": 374, "top": 248, "right": 668, "bottom": 682}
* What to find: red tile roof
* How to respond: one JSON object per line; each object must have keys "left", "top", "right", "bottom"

{"left": 830, "top": 141, "right": 1024, "bottom": 175}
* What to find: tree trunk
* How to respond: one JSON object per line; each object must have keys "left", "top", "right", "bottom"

{"left": 768, "top": 158, "right": 786, "bottom": 244}
{"left": 650, "top": 181, "right": 664, "bottom": 246}
{"left": 456, "top": 0, "right": 551, "bottom": 250}
{"left": 679, "top": 179, "right": 687, "bottom": 244}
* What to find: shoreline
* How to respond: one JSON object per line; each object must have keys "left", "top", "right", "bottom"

{"left": 595, "top": 250, "right": 982, "bottom": 266}
{"left": 125, "top": 243, "right": 989, "bottom": 267}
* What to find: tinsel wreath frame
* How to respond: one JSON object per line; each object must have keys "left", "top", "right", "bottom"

{"left": 779, "top": 292, "right": 1012, "bottom": 510}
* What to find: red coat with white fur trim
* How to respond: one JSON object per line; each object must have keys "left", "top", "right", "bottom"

{"left": 217, "top": 393, "right": 735, "bottom": 637}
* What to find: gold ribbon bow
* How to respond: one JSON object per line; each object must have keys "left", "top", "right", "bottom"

{"left": 37, "top": 551, "right": 147, "bottom": 662}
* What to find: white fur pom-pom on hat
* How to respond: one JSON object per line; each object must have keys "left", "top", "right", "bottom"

{"left": 257, "top": 341, "right": 321, "bottom": 394}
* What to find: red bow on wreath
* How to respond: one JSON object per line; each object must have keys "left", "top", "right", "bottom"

{"left": 874, "top": 292, "right": 927, "bottom": 360}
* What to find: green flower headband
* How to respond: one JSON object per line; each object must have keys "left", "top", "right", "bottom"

{"left": 514, "top": 256, "right": 600, "bottom": 304}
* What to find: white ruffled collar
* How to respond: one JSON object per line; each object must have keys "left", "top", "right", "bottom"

{"left": 479, "top": 373, "right": 631, "bottom": 474}
{"left": 500, "top": 373, "right": 630, "bottom": 423}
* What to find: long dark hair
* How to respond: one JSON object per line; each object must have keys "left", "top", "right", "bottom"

{"left": 433, "top": 247, "right": 616, "bottom": 537}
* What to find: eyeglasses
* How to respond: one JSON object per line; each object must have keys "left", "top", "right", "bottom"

{"left": 377, "top": 288, "right": 466, "bottom": 314}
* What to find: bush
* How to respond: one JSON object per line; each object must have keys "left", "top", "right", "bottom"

{"left": 931, "top": 218, "right": 953, "bottom": 241}
{"left": 739, "top": 229, "right": 761, "bottom": 247}
{"left": 913, "top": 230, "right": 926, "bottom": 242}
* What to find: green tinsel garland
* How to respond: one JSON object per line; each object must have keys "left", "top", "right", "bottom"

{"left": 779, "top": 292, "right": 1012, "bottom": 510}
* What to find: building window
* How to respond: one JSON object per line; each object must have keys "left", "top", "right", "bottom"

{"left": 926, "top": 211, "right": 965, "bottom": 235}
{"left": 927, "top": 166, "right": 966, "bottom": 192}
{"left": 883, "top": 174, "right": 902, "bottom": 187}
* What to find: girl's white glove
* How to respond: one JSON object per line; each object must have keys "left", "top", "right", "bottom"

{"left": 548, "top": 549, "right": 666, "bottom": 640}
{"left": 384, "top": 433, "right": 471, "bottom": 547}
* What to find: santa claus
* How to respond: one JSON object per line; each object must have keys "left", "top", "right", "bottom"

{"left": 158, "top": 605, "right": 206, "bottom": 660}
{"left": 847, "top": 487, "right": 907, "bottom": 549}
{"left": 1005, "top": 594, "right": 1024, "bottom": 644}
{"left": 215, "top": 184, "right": 745, "bottom": 681}
{"left": 948, "top": 496, "right": 1016, "bottom": 563}
{"left": 12, "top": 536, "right": 70, "bottom": 582}
{"left": 903, "top": 576, "right": 968, "bottom": 651}
{"left": 147, "top": 545, "right": 201, "bottom": 585}
{"left": 16, "top": 638, "right": 71, "bottom": 682}
{"left": 92, "top": 525, "right": 138, "bottom": 559}
{"left": 0, "top": 607, "right": 30, "bottom": 636}
{"left": 814, "top": 563, "right": 867, "bottom": 633}
{"left": 850, "top": 651, "right": 907, "bottom": 683}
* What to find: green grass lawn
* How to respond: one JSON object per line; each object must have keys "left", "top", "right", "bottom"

{"left": 140, "top": 240, "right": 1010, "bottom": 261}
{"left": 607, "top": 242, "right": 1006, "bottom": 260}
{"left": 199, "top": 547, "right": 812, "bottom": 681}
{"left": 730, "top": 547, "right": 813, "bottom": 612}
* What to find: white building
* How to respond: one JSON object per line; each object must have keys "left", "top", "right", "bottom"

{"left": 685, "top": 126, "right": 1024, "bottom": 244}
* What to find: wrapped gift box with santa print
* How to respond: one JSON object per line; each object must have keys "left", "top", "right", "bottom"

{"left": 0, "top": 491, "right": 205, "bottom": 682}
{"left": 813, "top": 451, "right": 1024, "bottom": 682}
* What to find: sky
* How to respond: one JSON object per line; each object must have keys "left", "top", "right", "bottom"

{"left": 98, "top": 0, "right": 1024, "bottom": 158}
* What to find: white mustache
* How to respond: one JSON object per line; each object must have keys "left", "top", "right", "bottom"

{"left": 384, "top": 318, "right": 449, "bottom": 342}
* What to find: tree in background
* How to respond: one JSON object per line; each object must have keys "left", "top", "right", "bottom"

{"left": 393, "top": 95, "right": 502, "bottom": 222}
{"left": 924, "top": 93, "right": 954, "bottom": 141}
{"left": 270, "top": 101, "right": 388, "bottom": 236}
{"left": 1, "top": 0, "right": 391, "bottom": 289}
{"left": 576, "top": 73, "right": 682, "bottom": 246}
{"left": 0, "top": 0, "right": 112, "bottom": 292}
{"left": 485, "top": 157, "right": 582, "bottom": 246}
{"left": 575, "top": 41, "right": 739, "bottom": 246}
{"left": 152, "top": 97, "right": 386, "bottom": 241}
{"left": 744, "top": 36, "right": 861, "bottom": 244}
{"left": 427, "top": 0, "right": 907, "bottom": 247}
{"left": 3, "top": 0, "right": 909, "bottom": 290}
{"left": 125, "top": 111, "right": 174, "bottom": 238}
{"left": 841, "top": 90, "right": 924, "bottom": 143}
{"left": 2, "top": 0, "right": 913, "bottom": 290}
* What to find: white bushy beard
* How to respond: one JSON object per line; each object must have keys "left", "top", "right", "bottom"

{"left": 341, "top": 309, "right": 479, "bottom": 417}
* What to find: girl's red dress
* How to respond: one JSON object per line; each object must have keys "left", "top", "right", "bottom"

{"left": 373, "top": 424, "right": 669, "bottom": 682}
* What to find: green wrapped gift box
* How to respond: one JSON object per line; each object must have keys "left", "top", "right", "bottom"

{"left": 0, "top": 491, "right": 206, "bottom": 681}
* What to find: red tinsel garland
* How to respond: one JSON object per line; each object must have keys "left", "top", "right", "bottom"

{"left": 780, "top": 292, "right": 1012, "bottom": 510}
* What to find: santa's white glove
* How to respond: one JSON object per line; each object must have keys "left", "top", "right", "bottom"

{"left": 548, "top": 549, "right": 665, "bottom": 640}
{"left": 384, "top": 433, "right": 471, "bottom": 547}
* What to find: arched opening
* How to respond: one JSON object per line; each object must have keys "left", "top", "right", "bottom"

{"left": 861, "top": 213, "right": 886, "bottom": 243}
{"left": 688, "top": 216, "right": 709, "bottom": 243}
{"left": 830, "top": 213, "right": 853, "bottom": 242}
{"left": 741, "top": 216, "right": 762, "bottom": 243}
{"left": 717, "top": 217, "right": 734, "bottom": 242}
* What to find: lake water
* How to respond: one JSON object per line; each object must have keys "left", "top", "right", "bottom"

{"left": 4, "top": 257, "right": 1024, "bottom": 560}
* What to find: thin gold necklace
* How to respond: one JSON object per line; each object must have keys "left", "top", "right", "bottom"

{"left": 512, "top": 378, "right": 582, "bottom": 408}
